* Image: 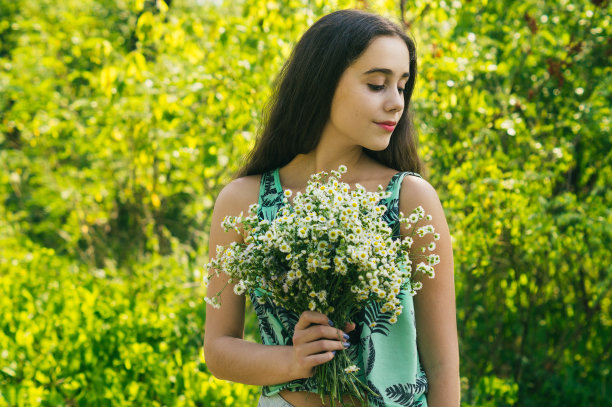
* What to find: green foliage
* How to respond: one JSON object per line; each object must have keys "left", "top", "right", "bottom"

{"left": 1, "top": 0, "right": 610, "bottom": 405}
{"left": 468, "top": 376, "right": 518, "bottom": 407}
{"left": 409, "top": 0, "right": 611, "bottom": 405}
{"left": 0, "top": 232, "right": 260, "bottom": 405}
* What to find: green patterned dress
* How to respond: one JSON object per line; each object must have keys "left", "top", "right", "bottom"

{"left": 250, "top": 169, "right": 428, "bottom": 407}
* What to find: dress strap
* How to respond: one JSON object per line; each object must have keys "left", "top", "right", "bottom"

{"left": 381, "top": 171, "right": 422, "bottom": 238}
{"left": 257, "top": 169, "right": 285, "bottom": 221}
{"left": 385, "top": 171, "right": 422, "bottom": 200}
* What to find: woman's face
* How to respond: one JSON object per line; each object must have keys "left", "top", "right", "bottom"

{"left": 323, "top": 35, "right": 411, "bottom": 151}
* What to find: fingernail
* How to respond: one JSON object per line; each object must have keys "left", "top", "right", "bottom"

{"left": 343, "top": 341, "right": 350, "bottom": 348}
{"left": 343, "top": 333, "right": 350, "bottom": 340}
{"left": 332, "top": 350, "right": 336, "bottom": 355}
{"left": 328, "top": 320, "right": 334, "bottom": 327}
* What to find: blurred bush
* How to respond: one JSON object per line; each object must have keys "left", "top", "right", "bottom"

{"left": 411, "top": 1, "right": 611, "bottom": 404}
{"left": 0, "top": 0, "right": 610, "bottom": 405}
{"left": 0, "top": 228, "right": 260, "bottom": 405}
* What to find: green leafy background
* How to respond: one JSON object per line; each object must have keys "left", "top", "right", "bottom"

{"left": 0, "top": 0, "right": 610, "bottom": 405}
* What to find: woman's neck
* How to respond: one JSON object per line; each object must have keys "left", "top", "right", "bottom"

{"left": 280, "top": 145, "right": 386, "bottom": 191}
{"left": 290, "top": 147, "right": 364, "bottom": 174}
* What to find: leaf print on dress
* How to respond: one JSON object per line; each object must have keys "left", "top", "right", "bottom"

{"left": 277, "top": 306, "right": 300, "bottom": 345}
{"left": 384, "top": 374, "right": 429, "bottom": 407}
{"left": 258, "top": 171, "right": 284, "bottom": 220}
{"left": 249, "top": 292, "right": 279, "bottom": 344}
{"left": 367, "top": 379, "right": 386, "bottom": 407}
{"left": 380, "top": 171, "right": 422, "bottom": 239}
{"left": 365, "top": 336, "right": 376, "bottom": 376}
{"left": 379, "top": 172, "right": 402, "bottom": 238}
{"left": 359, "top": 290, "right": 406, "bottom": 337}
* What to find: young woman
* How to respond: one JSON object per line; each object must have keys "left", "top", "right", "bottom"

{"left": 204, "top": 9, "right": 459, "bottom": 407}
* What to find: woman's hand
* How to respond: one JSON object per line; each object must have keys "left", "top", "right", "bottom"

{"left": 289, "top": 311, "right": 356, "bottom": 379}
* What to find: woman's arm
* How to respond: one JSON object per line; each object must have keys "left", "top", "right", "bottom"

{"left": 400, "top": 177, "right": 460, "bottom": 407}
{"left": 203, "top": 177, "right": 350, "bottom": 386}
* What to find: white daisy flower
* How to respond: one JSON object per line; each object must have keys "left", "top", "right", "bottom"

{"left": 233, "top": 281, "right": 246, "bottom": 295}
{"left": 428, "top": 253, "right": 440, "bottom": 265}
{"left": 344, "top": 365, "right": 360, "bottom": 373}
{"left": 204, "top": 296, "right": 220, "bottom": 309}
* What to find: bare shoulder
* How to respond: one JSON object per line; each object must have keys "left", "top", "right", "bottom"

{"left": 398, "top": 175, "right": 443, "bottom": 213}
{"left": 213, "top": 175, "right": 262, "bottom": 217}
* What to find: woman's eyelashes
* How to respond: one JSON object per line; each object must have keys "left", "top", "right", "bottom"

{"left": 367, "top": 84, "right": 406, "bottom": 93}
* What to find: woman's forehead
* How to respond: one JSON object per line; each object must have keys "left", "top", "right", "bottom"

{"left": 350, "top": 36, "right": 411, "bottom": 76}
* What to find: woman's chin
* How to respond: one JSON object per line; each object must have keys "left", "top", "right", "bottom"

{"left": 364, "top": 141, "right": 391, "bottom": 152}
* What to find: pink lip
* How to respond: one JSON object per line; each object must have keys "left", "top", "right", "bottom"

{"left": 376, "top": 121, "right": 396, "bottom": 132}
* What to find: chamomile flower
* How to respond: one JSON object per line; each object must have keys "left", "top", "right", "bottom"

{"left": 204, "top": 296, "right": 220, "bottom": 309}
{"left": 233, "top": 281, "right": 246, "bottom": 295}
{"left": 403, "top": 236, "right": 414, "bottom": 248}
{"left": 344, "top": 365, "right": 360, "bottom": 373}
{"left": 207, "top": 164, "right": 439, "bottom": 389}
{"left": 427, "top": 254, "right": 440, "bottom": 265}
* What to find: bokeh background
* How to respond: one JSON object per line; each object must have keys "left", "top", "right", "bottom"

{"left": 1, "top": 0, "right": 610, "bottom": 405}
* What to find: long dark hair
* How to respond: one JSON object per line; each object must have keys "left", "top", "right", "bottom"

{"left": 238, "top": 9, "right": 422, "bottom": 177}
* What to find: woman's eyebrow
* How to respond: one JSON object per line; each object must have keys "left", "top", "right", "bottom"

{"left": 362, "top": 68, "right": 410, "bottom": 78}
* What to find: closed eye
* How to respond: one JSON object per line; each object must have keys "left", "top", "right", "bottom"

{"left": 368, "top": 84, "right": 406, "bottom": 94}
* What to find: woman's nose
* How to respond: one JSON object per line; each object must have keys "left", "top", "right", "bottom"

{"left": 385, "top": 89, "right": 404, "bottom": 112}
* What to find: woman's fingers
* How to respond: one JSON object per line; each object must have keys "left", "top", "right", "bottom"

{"left": 344, "top": 321, "right": 356, "bottom": 333}
{"left": 293, "top": 310, "right": 331, "bottom": 331}
{"left": 302, "top": 351, "right": 336, "bottom": 372}
{"left": 295, "top": 322, "right": 349, "bottom": 344}
{"left": 298, "top": 339, "right": 349, "bottom": 357}
{"left": 289, "top": 311, "right": 354, "bottom": 378}
{"left": 293, "top": 340, "right": 351, "bottom": 375}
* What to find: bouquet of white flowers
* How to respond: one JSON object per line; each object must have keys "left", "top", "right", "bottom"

{"left": 205, "top": 166, "right": 439, "bottom": 405}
